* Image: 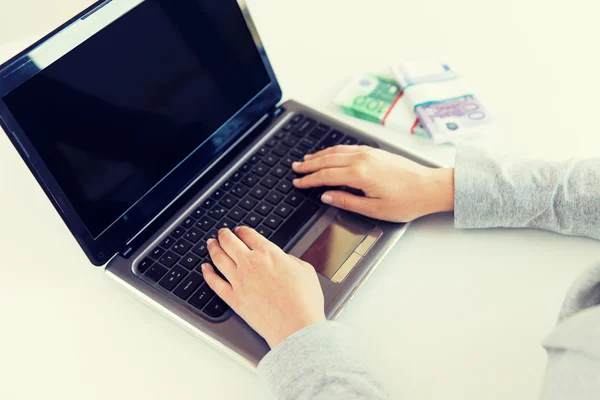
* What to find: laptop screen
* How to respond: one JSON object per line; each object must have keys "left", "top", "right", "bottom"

{"left": 1, "top": 0, "right": 271, "bottom": 238}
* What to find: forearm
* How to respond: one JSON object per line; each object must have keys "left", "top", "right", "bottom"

{"left": 452, "top": 145, "right": 600, "bottom": 240}
{"left": 258, "top": 322, "right": 387, "bottom": 400}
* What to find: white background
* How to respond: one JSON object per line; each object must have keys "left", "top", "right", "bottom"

{"left": 1, "top": 0, "right": 599, "bottom": 399}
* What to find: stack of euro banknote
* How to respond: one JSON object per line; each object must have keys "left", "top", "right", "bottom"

{"left": 335, "top": 61, "right": 492, "bottom": 144}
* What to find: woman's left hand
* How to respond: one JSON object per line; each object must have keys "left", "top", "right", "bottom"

{"left": 202, "top": 226, "right": 326, "bottom": 348}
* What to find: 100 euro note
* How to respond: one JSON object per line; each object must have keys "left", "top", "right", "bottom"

{"left": 335, "top": 74, "right": 427, "bottom": 138}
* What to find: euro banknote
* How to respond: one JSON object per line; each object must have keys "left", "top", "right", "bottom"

{"left": 335, "top": 74, "right": 427, "bottom": 138}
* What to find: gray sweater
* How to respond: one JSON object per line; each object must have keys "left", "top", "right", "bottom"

{"left": 257, "top": 145, "right": 600, "bottom": 399}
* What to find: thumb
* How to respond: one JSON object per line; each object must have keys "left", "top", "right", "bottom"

{"left": 320, "top": 190, "right": 379, "bottom": 217}
{"left": 201, "top": 263, "right": 235, "bottom": 306}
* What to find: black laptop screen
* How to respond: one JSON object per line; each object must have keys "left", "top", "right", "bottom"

{"left": 2, "top": 0, "right": 271, "bottom": 238}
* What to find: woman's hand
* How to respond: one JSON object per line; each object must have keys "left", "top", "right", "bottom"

{"left": 292, "top": 145, "right": 454, "bottom": 222}
{"left": 202, "top": 227, "right": 326, "bottom": 348}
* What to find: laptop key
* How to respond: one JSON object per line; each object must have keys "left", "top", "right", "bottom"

{"left": 294, "top": 118, "right": 316, "bottom": 137}
{"left": 291, "top": 114, "right": 304, "bottom": 124}
{"left": 270, "top": 201, "right": 320, "bottom": 248}
{"left": 242, "top": 175, "right": 258, "bottom": 188}
{"left": 263, "top": 154, "right": 278, "bottom": 167}
{"left": 146, "top": 264, "right": 168, "bottom": 282}
{"left": 207, "top": 206, "right": 227, "bottom": 220}
{"left": 172, "top": 240, "right": 193, "bottom": 255}
{"left": 280, "top": 155, "right": 297, "bottom": 167}
{"left": 285, "top": 191, "right": 304, "bottom": 207}
{"left": 258, "top": 146, "right": 269, "bottom": 156}
{"left": 240, "top": 163, "right": 251, "bottom": 173}
{"left": 274, "top": 130, "right": 286, "bottom": 140}
{"left": 228, "top": 207, "right": 247, "bottom": 222}
{"left": 211, "top": 189, "right": 225, "bottom": 200}
{"left": 160, "top": 236, "right": 175, "bottom": 249}
{"left": 217, "top": 218, "right": 236, "bottom": 230}
{"left": 320, "top": 130, "right": 345, "bottom": 148}
{"left": 264, "top": 214, "right": 283, "bottom": 230}
{"left": 138, "top": 257, "right": 154, "bottom": 274}
{"left": 266, "top": 138, "right": 277, "bottom": 148}
{"left": 220, "top": 195, "right": 238, "bottom": 209}
{"left": 239, "top": 197, "right": 258, "bottom": 211}
{"left": 204, "top": 297, "right": 229, "bottom": 318}
{"left": 197, "top": 216, "right": 217, "bottom": 231}
{"left": 275, "top": 181, "right": 293, "bottom": 194}
{"left": 271, "top": 166, "right": 287, "bottom": 179}
{"left": 256, "top": 202, "right": 274, "bottom": 216}
{"left": 159, "top": 265, "right": 188, "bottom": 291}
{"left": 182, "top": 216, "right": 195, "bottom": 229}
{"left": 252, "top": 163, "right": 269, "bottom": 177}
{"left": 191, "top": 208, "right": 204, "bottom": 219}
{"left": 265, "top": 191, "right": 283, "bottom": 205}
{"left": 231, "top": 184, "right": 249, "bottom": 198}
{"left": 149, "top": 247, "right": 165, "bottom": 260}
{"left": 282, "top": 122, "right": 294, "bottom": 131}
{"left": 248, "top": 154, "right": 261, "bottom": 165}
{"left": 281, "top": 135, "right": 296, "bottom": 147}
{"left": 260, "top": 175, "right": 277, "bottom": 189}
{"left": 159, "top": 251, "right": 180, "bottom": 268}
{"left": 191, "top": 241, "right": 209, "bottom": 258}
{"left": 274, "top": 204, "right": 293, "bottom": 218}
{"left": 202, "top": 198, "right": 215, "bottom": 209}
{"left": 290, "top": 148, "right": 305, "bottom": 158}
{"left": 256, "top": 225, "right": 273, "bottom": 238}
{"left": 174, "top": 272, "right": 204, "bottom": 300}
{"left": 243, "top": 213, "right": 263, "bottom": 228}
{"left": 180, "top": 254, "right": 201, "bottom": 270}
{"left": 310, "top": 123, "right": 331, "bottom": 139}
{"left": 188, "top": 284, "right": 215, "bottom": 311}
{"left": 230, "top": 171, "right": 242, "bottom": 182}
{"left": 204, "top": 229, "right": 219, "bottom": 241}
{"left": 272, "top": 144, "right": 288, "bottom": 157}
{"left": 184, "top": 228, "right": 202, "bottom": 244}
{"left": 300, "top": 137, "right": 317, "bottom": 149}
{"left": 250, "top": 186, "right": 267, "bottom": 200}
{"left": 170, "top": 226, "right": 185, "bottom": 239}
{"left": 341, "top": 136, "right": 359, "bottom": 145}
{"left": 221, "top": 180, "right": 234, "bottom": 191}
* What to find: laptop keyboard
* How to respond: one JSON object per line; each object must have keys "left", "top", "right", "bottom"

{"left": 136, "top": 113, "right": 367, "bottom": 320}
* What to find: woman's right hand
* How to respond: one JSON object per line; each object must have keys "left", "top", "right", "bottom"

{"left": 292, "top": 145, "right": 455, "bottom": 223}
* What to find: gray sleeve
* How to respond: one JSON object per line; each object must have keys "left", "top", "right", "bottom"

{"left": 539, "top": 349, "right": 600, "bottom": 400}
{"left": 453, "top": 145, "right": 600, "bottom": 240}
{"left": 257, "top": 321, "right": 387, "bottom": 400}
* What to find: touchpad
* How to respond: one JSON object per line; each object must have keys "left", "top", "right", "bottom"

{"left": 300, "top": 212, "right": 380, "bottom": 283}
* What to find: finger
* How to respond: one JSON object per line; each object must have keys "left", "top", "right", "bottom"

{"left": 201, "top": 263, "right": 235, "bottom": 305}
{"left": 320, "top": 190, "right": 380, "bottom": 217}
{"left": 292, "top": 153, "right": 355, "bottom": 174}
{"left": 217, "top": 228, "right": 250, "bottom": 264}
{"left": 293, "top": 168, "right": 357, "bottom": 189}
{"left": 233, "top": 225, "right": 277, "bottom": 252}
{"left": 304, "top": 145, "right": 369, "bottom": 160}
{"left": 207, "top": 238, "right": 237, "bottom": 281}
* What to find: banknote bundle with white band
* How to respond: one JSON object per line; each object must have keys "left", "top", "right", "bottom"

{"left": 335, "top": 61, "right": 492, "bottom": 144}
{"left": 392, "top": 61, "right": 492, "bottom": 143}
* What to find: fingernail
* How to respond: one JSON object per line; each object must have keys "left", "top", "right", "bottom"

{"left": 304, "top": 154, "right": 313, "bottom": 160}
{"left": 293, "top": 179, "right": 300, "bottom": 185}
{"left": 321, "top": 194, "right": 333, "bottom": 204}
{"left": 207, "top": 238, "right": 215, "bottom": 245}
{"left": 292, "top": 161, "right": 301, "bottom": 168}
{"left": 201, "top": 263, "right": 208, "bottom": 271}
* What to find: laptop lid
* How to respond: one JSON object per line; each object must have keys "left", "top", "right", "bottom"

{"left": 0, "top": 0, "right": 282, "bottom": 266}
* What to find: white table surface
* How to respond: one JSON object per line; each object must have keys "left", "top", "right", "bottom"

{"left": 1, "top": 1, "right": 599, "bottom": 399}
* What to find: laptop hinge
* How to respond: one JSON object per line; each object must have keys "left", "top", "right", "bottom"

{"left": 118, "top": 105, "right": 285, "bottom": 259}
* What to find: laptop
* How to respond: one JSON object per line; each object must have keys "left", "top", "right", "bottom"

{"left": 0, "top": 0, "right": 437, "bottom": 368}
